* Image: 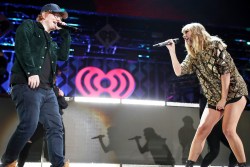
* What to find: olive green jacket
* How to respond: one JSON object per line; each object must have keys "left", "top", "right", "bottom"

{"left": 12, "top": 19, "right": 71, "bottom": 79}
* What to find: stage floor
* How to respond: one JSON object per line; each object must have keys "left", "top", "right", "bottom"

{"left": 0, "top": 162, "right": 227, "bottom": 167}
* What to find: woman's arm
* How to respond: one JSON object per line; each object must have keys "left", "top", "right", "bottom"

{"left": 221, "top": 73, "right": 230, "bottom": 100}
{"left": 214, "top": 41, "right": 232, "bottom": 110}
{"left": 166, "top": 39, "right": 182, "bottom": 76}
{"left": 217, "top": 73, "right": 230, "bottom": 110}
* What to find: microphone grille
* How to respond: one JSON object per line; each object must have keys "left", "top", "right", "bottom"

{"left": 173, "top": 38, "right": 179, "bottom": 44}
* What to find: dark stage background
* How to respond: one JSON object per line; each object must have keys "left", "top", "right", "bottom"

{"left": 1, "top": 1, "right": 250, "bottom": 103}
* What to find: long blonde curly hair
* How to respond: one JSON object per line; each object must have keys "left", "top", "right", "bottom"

{"left": 182, "top": 23, "right": 227, "bottom": 58}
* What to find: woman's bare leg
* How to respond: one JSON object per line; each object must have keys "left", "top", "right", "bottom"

{"left": 222, "top": 97, "right": 246, "bottom": 163}
{"left": 188, "top": 107, "right": 223, "bottom": 161}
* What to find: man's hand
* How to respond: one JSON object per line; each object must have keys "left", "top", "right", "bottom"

{"left": 58, "top": 88, "right": 64, "bottom": 96}
{"left": 28, "top": 75, "right": 40, "bottom": 88}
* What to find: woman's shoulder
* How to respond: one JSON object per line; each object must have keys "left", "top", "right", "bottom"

{"left": 210, "top": 37, "right": 227, "bottom": 50}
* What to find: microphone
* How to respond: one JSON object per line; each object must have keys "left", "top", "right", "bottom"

{"left": 153, "top": 38, "right": 179, "bottom": 47}
{"left": 91, "top": 135, "right": 105, "bottom": 139}
{"left": 128, "top": 136, "right": 141, "bottom": 140}
{"left": 57, "top": 23, "right": 82, "bottom": 33}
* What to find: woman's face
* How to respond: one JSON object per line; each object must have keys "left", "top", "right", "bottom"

{"left": 183, "top": 30, "right": 192, "bottom": 46}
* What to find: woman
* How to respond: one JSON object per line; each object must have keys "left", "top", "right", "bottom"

{"left": 165, "top": 23, "right": 248, "bottom": 167}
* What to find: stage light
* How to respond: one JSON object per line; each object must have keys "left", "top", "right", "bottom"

{"left": 8, "top": 18, "right": 22, "bottom": 21}
{"left": 138, "top": 54, "right": 150, "bottom": 59}
{"left": 166, "top": 102, "right": 199, "bottom": 108}
{"left": 121, "top": 99, "right": 165, "bottom": 106}
{"left": 234, "top": 39, "right": 246, "bottom": 43}
{"left": 74, "top": 96, "right": 120, "bottom": 104}
{"left": 74, "top": 97, "right": 168, "bottom": 107}
{"left": 67, "top": 23, "right": 81, "bottom": 27}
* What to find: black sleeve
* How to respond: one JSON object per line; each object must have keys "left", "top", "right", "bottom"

{"left": 57, "top": 96, "right": 68, "bottom": 109}
{"left": 54, "top": 86, "right": 68, "bottom": 109}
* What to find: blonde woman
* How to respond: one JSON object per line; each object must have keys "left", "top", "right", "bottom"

{"left": 165, "top": 23, "right": 248, "bottom": 167}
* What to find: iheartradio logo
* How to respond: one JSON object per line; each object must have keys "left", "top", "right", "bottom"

{"left": 75, "top": 67, "right": 135, "bottom": 98}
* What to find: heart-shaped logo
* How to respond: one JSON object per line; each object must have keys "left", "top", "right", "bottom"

{"left": 75, "top": 67, "right": 135, "bottom": 98}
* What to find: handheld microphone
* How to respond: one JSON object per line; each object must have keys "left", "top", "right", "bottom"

{"left": 57, "top": 23, "right": 82, "bottom": 33}
{"left": 128, "top": 136, "right": 141, "bottom": 140}
{"left": 91, "top": 135, "right": 105, "bottom": 139}
{"left": 153, "top": 38, "right": 179, "bottom": 47}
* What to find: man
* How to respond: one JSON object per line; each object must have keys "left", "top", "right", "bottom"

{"left": 0, "top": 3, "right": 71, "bottom": 167}
{"left": 0, "top": 50, "right": 8, "bottom": 93}
{"left": 17, "top": 85, "right": 68, "bottom": 167}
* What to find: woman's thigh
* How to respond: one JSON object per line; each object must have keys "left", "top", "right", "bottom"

{"left": 223, "top": 96, "right": 246, "bottom": 130}
{"left": 199, "top": 107, "right": 223, "bottom": 131}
